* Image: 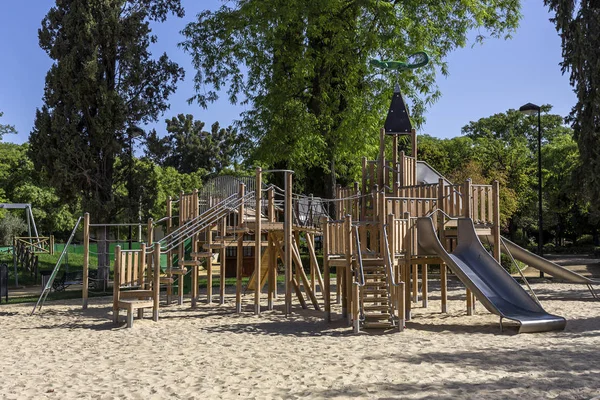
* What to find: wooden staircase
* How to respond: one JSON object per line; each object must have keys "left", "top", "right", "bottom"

{"left": 359, "top": 257, "right": 396, "bottom": 330}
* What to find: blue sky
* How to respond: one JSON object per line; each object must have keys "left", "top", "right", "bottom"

{"left": 0, "top": 1, "right": 574, "bottom": 146}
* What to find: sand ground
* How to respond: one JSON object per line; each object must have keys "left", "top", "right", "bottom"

{"left": 1, "top": 262, "right": 600, "bottom": 399}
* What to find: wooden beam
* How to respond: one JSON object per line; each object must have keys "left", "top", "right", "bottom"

{"left": 306, "top": 233, "right": 325, "bottom": 296}
{"left": 291, "top": 237, "right": 320, "bottom": 310}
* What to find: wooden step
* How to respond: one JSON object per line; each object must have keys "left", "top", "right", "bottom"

{"left": 363, "top": 289, "right": 388, "bottom": 295}
{"left": 363, "top": 304, "right": 390, "bottom": 312}
{"left": 168, "top": 268, "right": 188, "bottom": 275}
{"left": 180, "top": 260, "right": 201, "bottom": 266}
{"left": 119, "top": 290, "right": 153, "bottom": 299}
{"left": 227, "top": 227, "right": 249, "bottom": 234}
{"left": 329, "top": 258, "right": 349, "bottom": 267}
{"left": 214, "top": 236, "right": 236, "bottom": 241}
{"left": 362, "top": 265, "right": 386, "bottom": 273}
{"left": 361, "top": 258, "right": 385, "bottom": 266}
{"left": 190, "top": 251, "right": 213, "bottom": 258}
{"left": 203, "top": 243, "right": 225, "bottom": 250}
{"left": 364, "top": 281, "right": 387, "bottom": 287}
{"left": 364, "top": 312, "right": 391, "bottom": 320}
{"left": 362, "top": 297, "right": 388, "bottom": 304}
{"left": 363, "top": 273, "right": 386, "bottom": 279}
{"left": 362, "top": 321, "right": 394, "bottom": 329}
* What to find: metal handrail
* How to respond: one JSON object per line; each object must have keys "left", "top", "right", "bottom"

{"left": 31, "top": 216, "right": 83, "bottom": 315}
{"left": 160, "top": 192, "right": 255, "bottom": 253}
{"left": 159, "top": 192, "right": 253, "bottom": 250}
{"left": 352, "top": 226, "right": 366, "bottom": 287}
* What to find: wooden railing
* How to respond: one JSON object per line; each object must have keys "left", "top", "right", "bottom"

{"left": 471, "top": 184, "right": 494, "bottom": 225}
{"left": 177, "top": 189, "right": 199, "bottom": 224}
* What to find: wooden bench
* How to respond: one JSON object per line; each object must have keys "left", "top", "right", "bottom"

{"left": 112, "top": 244, "right": 160, "bottom": 328}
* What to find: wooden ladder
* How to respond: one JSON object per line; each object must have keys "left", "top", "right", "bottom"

{"left": 360, "top": 257, "right": 395, "bottom": 329}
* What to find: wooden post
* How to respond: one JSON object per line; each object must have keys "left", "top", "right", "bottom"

{"left": 492, "top": 180, "right": 501, "bottom": 262}
{"left": 378, "top": 128, "right": 385, "bottom": 189}
{"left": 268, "top": 235, "right": 275, "bottom": 310}
{"left": 466, "top": 288, "right": 473, "bottom": 316}
{"left": 166, "top": 196, "right": 173, "bottom": 305}
{"left": 220, "top": 216, "right": 226, "bottom": 305}
{"left": 393, "top": 134, "right": 399, "bottom": 187}
{"left": 207, "top": 227, "right": 213, "bottom": 304}
{"left": 412, "top": 263, "right": 419, "bottom": 304}
{"left": 322, "top": 217, "right": 331, "bottom": 321}
{"left": 153, "top": 243, "right": 160, "bottom": 322}
{"left": 49, "top": 235, "right": 55, "bottom": 255}
{"left": 344, "top": 214, "right": 352, "bottom": 324}
{"left": 387, "top": 213, "right": 396, "bottom": 301}
{"left": 411, "top": 128, "right": 417, "bottom": 184}
{"left": 112, "top": 245, "right": 121, "bottom": 324}
{"left": 267, "top": 187, "right": 275, "bottom": 309}
{"left": 397, "top": 280, "right": 405, "bottom": 332}
{"left": 464, "top": 179, "right": 472, "bottom": 219}
{"left": 352, "top": 282, "right": 359, "bottom": 333}
{"left": 191, "top": 236, "right": 198, "bottom": 308}
{"left": 422, "top": 264, "right": 428, "bottom": 308}
{"left": 236, "top": 183, "right": 245, "bottom": 313}
{"left": 82, "top": 213, "right": 90, "bottom": 309}
{"left": 255, "top": 167, "right": 262, "bottom": 315}
{"left": 441, "top": 262, "right": 448, "bottom": 313}
{"left": 404, "top": 212, "right": 412, "bottom": 320}
{"left": 361, "top": 157, "right": 367, "bottom": 218}
{"left": 284, "top": 171, "right": 293, "bottom": 315}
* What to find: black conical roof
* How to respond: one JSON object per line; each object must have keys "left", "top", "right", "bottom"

{"left": 384, "top": 85, "right": 412, "bottom": 134}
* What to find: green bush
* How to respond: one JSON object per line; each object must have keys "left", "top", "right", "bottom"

{"left": 577, "top": 234, "right": 594, "bottom": 245}
{"left": 543, "top": 242, "right": 556, "bottom": 253}
{"left": 0, "top": 214, "right": 27, "bottom": 245}
{"left": 500, "top": 253, "right": 526, "bottom": 274}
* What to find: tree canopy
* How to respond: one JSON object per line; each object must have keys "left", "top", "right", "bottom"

{"left": 29, "top": 0, "right": 184, "bottom": 223}
{"left": 545, "top": 0, "right": 600, "bottom": 212}
{"left": 0, "top": 111, "right": 16, "bottom": 140}
{"left": 144, "top": 114, "right": 248, "bottom": 175}
{"left": 181, "top": 0, "right": 521, "bottom": 197}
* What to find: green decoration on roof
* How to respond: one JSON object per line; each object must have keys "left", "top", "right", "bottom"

{"left": 370, "top": 51, "right": 429, "bottom": 71}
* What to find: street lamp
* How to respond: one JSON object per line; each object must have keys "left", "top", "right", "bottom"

{"left": 519, "top": 102, "right": 544, "bottom": 278}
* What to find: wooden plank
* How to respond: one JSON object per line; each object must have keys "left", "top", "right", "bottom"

{"left": 291, "top": 238, "right": 320, "bottom": 310}
{"left": 307, "top": 233, "right": 325, "bottom": 296}
{"left": 292, "top": 277, "right": 307, "bottom": 309}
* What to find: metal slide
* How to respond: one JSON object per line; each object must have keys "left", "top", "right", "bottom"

{"left": 500, "top": 237, "right": 600, "bottom": 284}
{"left": 417, "top": 217, "right": 566, "bottom": 333}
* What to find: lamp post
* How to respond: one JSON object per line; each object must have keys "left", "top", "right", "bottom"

{"left": 519, "top": 103, "right": 543, "bottom": 278}
{"left": 126, "top": 126, "right": 144, "bottom": 249}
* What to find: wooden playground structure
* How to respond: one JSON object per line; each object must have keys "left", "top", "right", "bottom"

{"left": 49, "top": 89, "right": 504, "bottom": 331}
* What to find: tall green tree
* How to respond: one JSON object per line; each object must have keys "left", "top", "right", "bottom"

{"left": 145, "top": 114, "right": 248, "bottom": 175}
{"left": 0, "top": 111, "right": 16, "bottom": 140}
{"left": 545, "top": 0, "right": 600, "bottom": 216}
{"left": 181, "top": 1, "right": 521, "bottom": 198}
{"left": 461, "top": 106, "right": 574, "bottom": 236}
{"left": 29, "top": 0, "right": 184, "bottom": 225}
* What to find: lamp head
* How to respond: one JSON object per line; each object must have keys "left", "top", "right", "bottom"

{"left": 519, "top": 103, "right": 540, "bottom": 116}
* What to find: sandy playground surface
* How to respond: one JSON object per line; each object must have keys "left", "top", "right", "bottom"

{"left": 1, "top": 267, "right": 600, "bottom": 399}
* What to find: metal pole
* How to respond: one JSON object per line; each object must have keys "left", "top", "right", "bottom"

{"left": 538, "top": 109, "right": 544, "bottom": 278}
